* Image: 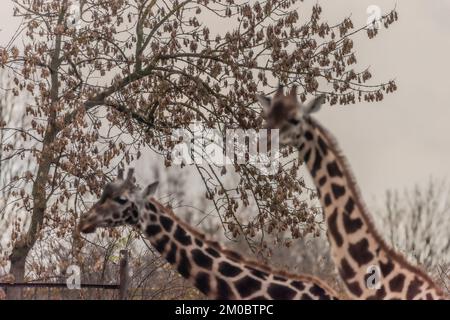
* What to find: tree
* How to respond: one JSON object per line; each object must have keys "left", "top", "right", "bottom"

{"left": 0, "top": 0, "right": 397, "bottom": 299}
{"left": 0, "top": 73, "right": 30, "bottom": 271}
{"left": 379, "top": 180, "right": 450, "bottom": 292}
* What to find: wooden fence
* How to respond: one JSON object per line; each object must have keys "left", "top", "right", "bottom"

{"left": 0, "top": 250, "right": 130, "bottom": 300}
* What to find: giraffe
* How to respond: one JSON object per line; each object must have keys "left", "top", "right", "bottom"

{"left": 257, "top": 85, "right": 448, "bottom": 300}
{"left": 78, "top": 168, "right": 339, "bottom": 300}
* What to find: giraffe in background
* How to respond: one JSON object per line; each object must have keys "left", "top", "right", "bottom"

{"left": 78, "top": 168, "right": 339, "bottom": 300}
{"left": 257, "top": 86, "right": 447, "bottom": 300}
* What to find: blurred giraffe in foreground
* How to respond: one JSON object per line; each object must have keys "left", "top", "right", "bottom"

{"left": 257, "top": 85, "right": 447, "bottom": 300}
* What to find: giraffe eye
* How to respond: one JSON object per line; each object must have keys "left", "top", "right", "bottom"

{"left": 113, "top": 196, "right": 128, "bottom": 205}
{"left": 288, "top": 118, "right": 300, "bottom": 125}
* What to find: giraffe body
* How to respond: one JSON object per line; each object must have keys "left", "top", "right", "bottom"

{"left": 258, "top": 86, "right": 448, "bottom": 300}
{"left": 139, "top": 199, "right": 337, "bottom": 300}
{"left": 79, "top": 169, "right": 338, "bottom": 300}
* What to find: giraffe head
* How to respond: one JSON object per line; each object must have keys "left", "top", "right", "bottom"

{"left": 78, "top": 168, "right": 159, "bottom": 233}
{"left": 257, "top": 85, "right": 326, "bottom": 145}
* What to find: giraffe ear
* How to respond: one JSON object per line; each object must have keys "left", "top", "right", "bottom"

{"left": 256, "top": 94, "right": 272, "bottom": 110}
{"left": 304, "top": 94, "right": 326, "bottom": 114}
{"left": 142, "top": 181, "right": 159, "bottom": 197}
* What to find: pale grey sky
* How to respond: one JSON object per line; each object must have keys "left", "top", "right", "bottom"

{"left": 314, "top": 0, "right": 450, "bottom": 204}
{"left": 1, "top": 0, "right": 450, "bottom": 204}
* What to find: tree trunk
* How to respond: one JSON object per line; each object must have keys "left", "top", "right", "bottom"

{"left": 6, "top": 252, "right": 26, "bottom": 300}
{"left": 6, "top": 6, "right": 65, "bottom": 300}
{"left": 6, "top": 134, "right": 56, "bottom": 299}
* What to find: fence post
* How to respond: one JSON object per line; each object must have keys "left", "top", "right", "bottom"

{"left": 119, "top": 250, "right": 130, "bottom": 300}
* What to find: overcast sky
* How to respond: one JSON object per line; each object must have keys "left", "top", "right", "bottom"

{"left": 317, "top": 0, "right": 450, "bottom": 204}
{"left": 300, "top": 0, "right": 450, "bottom": 206}
{"left": 1, "top": 0, "right": 450, "bottom": 205}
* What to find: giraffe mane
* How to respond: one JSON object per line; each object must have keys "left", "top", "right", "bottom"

{"left": 308, "top": 116, "right": 447, "bottom": 297}
{"left": 148, "top": 197, "right": 340, "bottom": 298}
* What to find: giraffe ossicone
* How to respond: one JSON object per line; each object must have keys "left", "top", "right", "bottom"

{"left": 258, "top": 85, "right": 448, "bottom": 300}
{"left": 78, "top": 168, "right": 339, "bottom": 300}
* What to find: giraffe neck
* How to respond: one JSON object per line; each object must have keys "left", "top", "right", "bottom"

{"left": 136, "top": 198, "right": 338, "bottom": 300}
{"left": 295, "top": 116, "right": 446, "bottom": 300}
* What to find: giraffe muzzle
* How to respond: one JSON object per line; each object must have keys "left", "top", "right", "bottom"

{"left": 78, "top": 215, "right": 98, "bottom": 234}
